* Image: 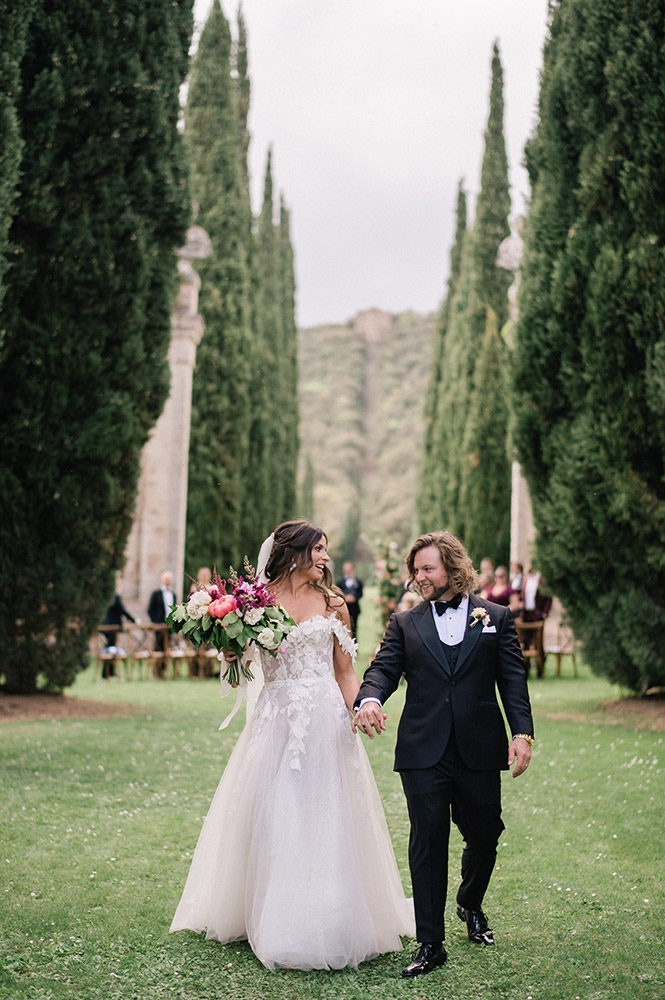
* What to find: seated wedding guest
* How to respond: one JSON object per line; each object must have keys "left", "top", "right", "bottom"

{"left": 148, "top": 570, "right": 176, "bottom": 653}
{"left": 336, "top": 561, "right": 364, "bottom": 637}
{"left": 478, "top": 556, "right": 494, "bottom": 594}
{"left": 396, "top": 589, "right": 423, "bottom": 612}
{"left": 510, "top": 561, "right": 524, "bottom": 592}
{"left": 100, "top": 591, "right": 136, "bottom": 677}
{"left": 188, "top": 566, "right": 212, "bottom": 598}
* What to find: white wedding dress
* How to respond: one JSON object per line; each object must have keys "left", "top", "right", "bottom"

{"left": 170, "top": 613, "right": 414, "bottom": 970}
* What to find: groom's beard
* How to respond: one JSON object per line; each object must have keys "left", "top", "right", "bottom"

{"left": 416, "top": 583, "right": 448, "bottom": 602}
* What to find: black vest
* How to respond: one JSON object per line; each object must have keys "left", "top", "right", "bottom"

{"left": 440, "top": 639, "right": 463, "bottom": 672}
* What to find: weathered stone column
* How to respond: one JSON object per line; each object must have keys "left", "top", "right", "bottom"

{"left": 119, "top": 225, "right": 212, "bottom": 615}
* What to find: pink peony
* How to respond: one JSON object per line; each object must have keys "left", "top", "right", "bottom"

{"left": 208, "top": 594, "right": 238, "bottom": 618}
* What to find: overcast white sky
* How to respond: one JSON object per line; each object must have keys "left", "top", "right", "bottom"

{"left": 193, "top": 0, "right": 551, "bottom": 328}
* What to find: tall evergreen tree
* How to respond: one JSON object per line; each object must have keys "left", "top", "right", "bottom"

{"left": 300, "top": 451, "right": 315, "bottom": 522}
{"left": 255, "top": 151, "right": 298, "bottom": 528}
{"left": 474, "top": 41, "right": 512, "bottom": 330}
{"left": 0, "top": 0, "right": 37, "bottom": 315}
{"left": 459, "top": 308, "right": 511, "bottom": 562}
{"left": 513, "top": 0, "right": 665, "bottom": 691}
{"left": 418, "top": 180, "right": 467, "bottom": 528}
{"left": 231, "top": 3, "right": 268, "bottom": 563}
{"left": 279, "top": 195, "right": 299, "bottom": 516}
{"left": 0, "top": 0, "right": 193, "bottom": 693}
{"left": 418, "top": 43, "right": 511, "bottom": 563}
{"left": 234, "top": 4, "right": 250, "bottom": 188}
{"left": 184, "top": 0, "right": 254, "bottom": 579}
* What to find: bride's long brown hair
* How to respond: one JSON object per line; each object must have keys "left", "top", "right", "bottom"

{"left": 264, "top": 520, "right": 340, "bottom": 608}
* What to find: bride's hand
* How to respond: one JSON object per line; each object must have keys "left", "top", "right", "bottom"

{"left": 352, "top": 703, "right": 387, "bottom": 739}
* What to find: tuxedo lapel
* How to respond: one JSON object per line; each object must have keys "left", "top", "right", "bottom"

{"left": 454, "top": 594, "right": 484, "bottom": 674}
{"left": 412, "top": 602, "right": 452, "bottom": 676}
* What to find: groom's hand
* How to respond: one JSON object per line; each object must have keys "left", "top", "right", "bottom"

{"left": 352, "top": 701, "right": 387, "bottom": 739}
{"left": 508, "top": 737, "right": 531, "bottom": 777}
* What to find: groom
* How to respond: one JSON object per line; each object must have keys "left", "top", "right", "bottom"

{"left": 353, "top": 531, "right": 534, "bottom": 978}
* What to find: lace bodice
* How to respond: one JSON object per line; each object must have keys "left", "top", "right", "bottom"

{"left": 250, "top": 613, "right": 358, "bottom": 771}
{"left": 259, "top": 612, "right": 357, "bottom": 683}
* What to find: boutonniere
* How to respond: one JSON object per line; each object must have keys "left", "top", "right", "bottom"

{"left": 470, "top": 607, "right": 491, "bottom": 629}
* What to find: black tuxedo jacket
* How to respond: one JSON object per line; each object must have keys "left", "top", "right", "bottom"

{"left": 336, "top": 576, "right": 363, "bottom": 609}
{"left": 356, "top": 594, "right": 533, "bottom": 772}
{"left": 148, "top": 588, "right": 174, "bottom": 624}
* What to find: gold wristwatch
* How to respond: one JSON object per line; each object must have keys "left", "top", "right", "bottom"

{"left": 513, "top": 733, "right": 534, "bottom": 746}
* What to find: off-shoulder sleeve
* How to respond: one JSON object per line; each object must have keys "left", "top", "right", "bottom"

{"left": 329, "top": 613, "right": 358, "bottom": 663}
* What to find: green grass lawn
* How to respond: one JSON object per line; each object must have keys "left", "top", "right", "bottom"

{"left": 1, "top": 596, "right": 663, "bottom": 1000}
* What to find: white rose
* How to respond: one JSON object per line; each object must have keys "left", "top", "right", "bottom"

{"left": 244, "top": 607, "right": 264, "bottom": 626}
{"left": 186, "top": 591, "right": 212, "bottom": 620}
{"left": 256, "top": 627, "right": 277, "bottom": 649}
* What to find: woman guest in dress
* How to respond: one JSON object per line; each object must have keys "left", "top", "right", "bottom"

{"left": 170, "top": 520, "right": 414, "bottom": 970}
{"left": 482, "top": 565, "right": 521, "bottom": 616}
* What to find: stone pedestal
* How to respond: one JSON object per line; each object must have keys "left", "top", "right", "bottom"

{"left": 119, "top": 225, "right": 211, "bottom": 615}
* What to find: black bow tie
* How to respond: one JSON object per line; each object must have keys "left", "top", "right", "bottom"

{"left": 434, "top": 594, "right": 463, "bottom": 615}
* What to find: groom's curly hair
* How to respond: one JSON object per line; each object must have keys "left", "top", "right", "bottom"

{"left": 405, "top": 531, "right": 479, "bottom": 596}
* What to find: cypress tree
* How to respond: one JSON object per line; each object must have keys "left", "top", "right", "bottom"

{"left": 0, "top": 1, "right": 36, "bottom": 314}
{"left": 513, "top": 0, "right": 665, "bottom": 691}
{"left": 459, "top": 308, "right": 511, "bottom": 563}
{"left": 279, "top": 195, "right": 299, "bottom": 517}
{"left": 418, "top": 180, "right": 467, "bottom": 529}
{"left": 255, "top": 152, "right": 288, "bottom": 526}
{"left": 184, "top": 0, "right": 253, "bottom": 579}
{"left": 234, "top": 4, "right": 250, "bottom": 188}
{"left": 419, "top": 43, "right": 511, "bottom": 563}
{"left": 231, "top": 4, "right": 268, "bottom": 563}
{"left": 300, "top": 451, "right": 315, "bottom": 522}
{"left": 0, "top": 0, "right": 193, "bottom": 693}
{"left": 474, "top": 41, "right": 512, "bottom": 329}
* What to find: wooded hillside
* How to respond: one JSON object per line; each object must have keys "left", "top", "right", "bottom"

{"left": 298, "top": 308, "right": 435, "bottom": 568}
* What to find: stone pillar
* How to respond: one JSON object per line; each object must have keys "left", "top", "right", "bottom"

{"left": 119, "top": 225, "right": 212, "bottom": 615}
{"left": 510, "top": 461, "right": 536, "bottom": 567}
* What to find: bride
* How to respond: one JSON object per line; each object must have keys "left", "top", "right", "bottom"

{"left": 170, "top": 519, "right": 414, "bottom": 970}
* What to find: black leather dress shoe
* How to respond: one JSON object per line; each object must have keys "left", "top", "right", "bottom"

{"left": 456, "top": 904, "right": 495, "bottom": 945}
{"left": 401, "top": 942, "right": 447, "bottom": 978}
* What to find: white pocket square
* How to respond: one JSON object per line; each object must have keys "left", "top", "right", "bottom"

{"left": 482, "top": 625, "right": 497, "bottom": 633}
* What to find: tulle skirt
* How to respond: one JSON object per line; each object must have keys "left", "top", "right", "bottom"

{"left": 170, "top": 675, "right": 414, "bottom": 970}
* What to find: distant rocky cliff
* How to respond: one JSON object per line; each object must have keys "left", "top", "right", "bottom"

{"left": 298, "top": 308, "right": 436, "bottom": 567}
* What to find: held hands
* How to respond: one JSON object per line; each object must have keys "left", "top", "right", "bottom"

{"left": 352, "top": 702, "right": 387, "bottom": 739}
{"left": 508, "top": 736, "right": 532, "bottom": 777}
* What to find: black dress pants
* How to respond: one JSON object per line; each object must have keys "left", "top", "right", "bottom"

{"left": 399, "top": 734, "right": 505, "bottom": 943}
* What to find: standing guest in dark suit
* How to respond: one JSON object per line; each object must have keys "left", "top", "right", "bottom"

{"left": 100, "top": 592, "right": 136, "bottom": 676}
{"left": 336, "top": 561, "right": 364, "bottom": 637}
{"left": 353, "top": 531, "right": 533, "bottom": 979}
{"left": 148, "top": 570, "right": 176, "bottom": 652}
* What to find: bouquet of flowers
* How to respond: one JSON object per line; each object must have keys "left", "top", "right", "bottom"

{"left": 166, "top": 559, "right": 296, "bottom": 686}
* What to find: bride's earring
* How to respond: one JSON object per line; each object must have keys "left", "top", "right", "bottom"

{"left": 290, "top": 560, "right": 297, "bottom": 573}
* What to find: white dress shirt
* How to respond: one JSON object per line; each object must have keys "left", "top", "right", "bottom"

{"left": 431, "top": 594, "right": 469, "bottom": 645}
{"left": 358, "top": 594, "right": 469, "bottom": 710}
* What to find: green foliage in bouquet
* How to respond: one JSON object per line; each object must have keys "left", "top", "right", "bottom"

{"left": 166, "top": 562, "right": 296, "bottom": 686}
